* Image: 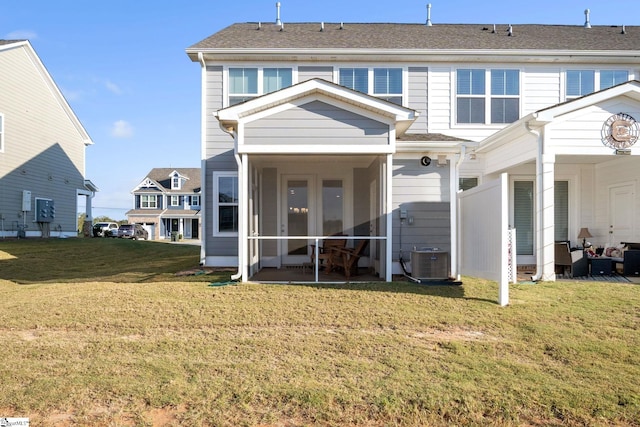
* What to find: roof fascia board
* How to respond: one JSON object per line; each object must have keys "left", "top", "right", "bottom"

{"left": 237, "top": 144, "right": 395, "bottom": 155}
{"left": 190, "top": 48, "right": 640, "bottom": 63}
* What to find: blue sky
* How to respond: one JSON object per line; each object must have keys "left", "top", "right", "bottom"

{"left": 3, "top": 0, "right": 638, "bottom": 220}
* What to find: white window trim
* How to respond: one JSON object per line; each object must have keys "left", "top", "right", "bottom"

{"left": 212, "top": 171, "right": 238, "bottom": 236}
{"left": 451, "top": 67, "right": 522, "bottom": 127}
{"left": 224, "top": 66, "right": 297, "bottom": 108}
{"left": 562, "top": 68, "right": 631, "bottom": 101}
{"left": 335, "top": 66, "right": 407, "bottom": 105}
{"left": 141, "top": 194, "right": 158, "bottom": 209}
{"left": 170, "top": 195, "right": 180, "bottom": 206}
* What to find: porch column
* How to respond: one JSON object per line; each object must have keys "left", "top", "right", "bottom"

{"left": 241, "top": 153, "right": 249, "bottom": 282}
{"left": 385, "top": 153, "right": 393, "bottom": 281}
{"left": 536, "top": 152, "right": 556, "bottom": 281}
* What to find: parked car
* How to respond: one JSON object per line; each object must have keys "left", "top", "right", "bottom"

{"left": 117, "top": 223, "right": 149, "bottom": 240}
{"left": 93, "top": 222, "right": 119, "bottom": 237}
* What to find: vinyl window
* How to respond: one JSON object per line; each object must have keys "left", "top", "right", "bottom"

{"left": 229, "top": 68, "right": 258, "bottom": 105}
{"left": 213, "top": 172, "right": 238, "bottom": 235}
{"left": 171, "top": 195, "right": 180, "bottom": 207}
{"left": 456, "top": 69, "right": 520, "bottom": 124}
{"left": 141, "top": 195, "right": 158, "bottom": 209}
{"left": 339, "top": 68, "right": 368, "bottom": 93}
{"left": 373, "top": 68, "right": 403, "bottom": 104}
{"left": 566, "top": 70, "right": 595, "bottom": 99}
{"left": 263, "top": 68, "right": 292, "bottom": 94}
{"left": 600, "top": 70, "right": 629, "bottom": 90}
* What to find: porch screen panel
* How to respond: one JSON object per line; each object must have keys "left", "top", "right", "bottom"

{"left": 323, "top": 180, "right": 343, "bottom": 235}
{"left": 514, "top": 181, "right": 534, "bottom": 255}
{"left": 287, "top": 180, "right": 308, "bottom": 255}
{"left": 554, "top": 181, "right": 569, "bottom": 242}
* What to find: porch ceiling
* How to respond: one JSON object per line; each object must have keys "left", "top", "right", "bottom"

{"left": 555, "top": 154, "right": 637, "bottom": 164}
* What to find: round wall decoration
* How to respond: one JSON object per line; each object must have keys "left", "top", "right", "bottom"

{"left": 601, "top": 112, "right": 639, "bottom": 149}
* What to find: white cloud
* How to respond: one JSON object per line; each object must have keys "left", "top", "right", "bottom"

{"left": 105, "top": 80, "right": 123, "bottom": 95}
{"left": 111, "top": 120, "right": 133, "bottom": 138}
{"left": 5, "top": 30, "right": 38, "bottom": 40}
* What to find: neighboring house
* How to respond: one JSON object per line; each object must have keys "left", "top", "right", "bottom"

{"left": 125, "top": 168, "right": 201, "bottom": 240}
{"left": 0, "top": 40, "right": 96, "bottom": 238}
{"left": 186, "top": 7, "right": 640, "bottom": 284}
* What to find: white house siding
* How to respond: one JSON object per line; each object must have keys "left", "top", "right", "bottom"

{"left": 549, "top": 99, "right": 640, "bottom": 156}
{"left": 0, "top": 45, "right": 87, "bottom": 235}
{"left": 594, "top": 157, "right": 639, "bottom": 244}
{"left": 244, "top": 101, "right": 389, "bottom": 146}
{"left": 392, "top": 155, "right": 451, "bottom": 258}
{"left": 522, "top": 67, "right": 561, "bottom": 115}
{"left": 426, "top": 67, "right": 452, "bottom": 135}
{"left": 407, "top": 67, "right": 428, "bottom": 133}
{"left": 298, "top": 66, "right": 333, "bottom": 83}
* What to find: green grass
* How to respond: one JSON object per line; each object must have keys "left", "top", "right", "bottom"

{"left": 0, "top": 238, "right": 639, "bottom": 426}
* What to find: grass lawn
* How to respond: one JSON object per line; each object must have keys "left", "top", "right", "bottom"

{"left": 0, "top": 238, "right": 639, "bottom": 426}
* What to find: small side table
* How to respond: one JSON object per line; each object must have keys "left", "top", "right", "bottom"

{"left": 590, "top": 257, "right": 613, "bottom": 276}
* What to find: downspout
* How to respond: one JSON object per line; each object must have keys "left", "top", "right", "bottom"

{"left": 198, "top": 52, "right": 208, "bottom": 267}
{"left": 218, "top": 121, "right": 243, "bottom": 281}
{"left": 452, "top": 145, "right": 466, "bottom": 281}
{"left": 525, "top": 120, "right": 543, "bottom": 282}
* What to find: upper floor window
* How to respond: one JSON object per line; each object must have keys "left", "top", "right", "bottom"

{"left": 228, "top": 67, "right": 292, "bottom": 106}
{"left": 171, "top": 174, "right": 181, "bottom": 190}
{"left": 171, "top": 195, "right": 180, "bottom": 206}
{"left": 338, "top": 67, "right": 403, "bottom": 105}
{"left": 263, "top": 68, "right": 292, "bottom": 94}
{"left": 339, "top": 68, "right": 368, "bottom": 93}
{"left": 566, "top": 70, "right": 594, "bottom": 99}
{"left": 456, "top": 69, "right": 520, "bottom": 124}
{"left": 229, "top": 68, "right": 258, "bottom": 105}
{"left": 0, "top": 113, "right": 4, "bottom": 152}
{"left": 189, "top": 195, "right": 201, "bottom": 207}
{"left": 600, "top": 70, "right": 629, "bottom": 90}
{"left": 373, "top": 68, "right": 402, "bottom": 104}
{"left": 213, "top": 172, "right": 238, "bottom": 234}
{"left": 141, "top": 194, "right": 158, "bottom": 209}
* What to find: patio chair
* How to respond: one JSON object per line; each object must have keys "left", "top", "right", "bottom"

{"left": 325, "top": 240, "right": 369, "bottom": 280}
{"left": 309, "top": 233, "right": 346, "bottom": 269}
{"left": 554, "top": 241, "right": 588, "bottom": 278}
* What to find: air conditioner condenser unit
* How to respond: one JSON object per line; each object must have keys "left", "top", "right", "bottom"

{"left": 411, "top": 248, "right": 449, "bottom": 280}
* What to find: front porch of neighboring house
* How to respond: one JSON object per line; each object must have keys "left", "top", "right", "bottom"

{"left": 213, "top": 79, "right": 418, "bottom": 282}
{"left": 469, "top": 82, "right": 640, "bottom": 281}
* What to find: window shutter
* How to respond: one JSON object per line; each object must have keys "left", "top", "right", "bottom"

{"left": 554, "top": 181, "right": 569, "bottom": 242}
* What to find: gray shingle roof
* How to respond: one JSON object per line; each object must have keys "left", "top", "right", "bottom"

{"left": 189, "top": 23, "right": 639, "bottom": 51}
{"left": 144, "top": 168, "right": 201, "bottom": 193}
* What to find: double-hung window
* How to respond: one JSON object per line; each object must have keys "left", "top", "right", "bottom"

{"left": 228, "top": 68, "right": 292, "bottom": 106}
{"left": 263, "top": 68, "right": 292, "bottom": 93}
{"left": 229, "top": 68, "right": 258, "bottom": 106}
{"left": 189, "top": 195, "right": 201, "bottom": 207}
{"left": 490, "top": 69, "right": 520, "bottom": 123}
{"left": 566, "top": 70, "right": 595, "bottom": 99}
{"left": 213, "top": 172, "right": 238, "bottom": 234}
{"left": 141, "top": 195, "right": 157, "bottom": 209}
{"left": 457, "top": 69, "right": 486, "bottom": 124}
{"left": 456, "top": 69, "right": 520, "bottom": 124}
{"left": 339, "top": 67, "right": 403, "bottom": 105}
{"left": 339, "top": 68, "right": 368, "bottom": 93}
{"left": 171, "top": 195, "right": 180, "bottom": 207}
{"left": 373, "top": 68, "right": 403, "bottom": 104}
{"left": 600, "top": 70, "right": 629, "bottom": 90}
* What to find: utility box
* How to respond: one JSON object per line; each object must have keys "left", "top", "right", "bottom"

{"left": 35, "top": 199, "right": 55, "bottom": 222}
{"left": 22, "top": 190, "right": 32, "bottom": 211}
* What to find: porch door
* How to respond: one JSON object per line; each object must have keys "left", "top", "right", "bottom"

{"left": 609, "top": 183, "right": 635, "bottom": 246}
{"left": 281, "top": 175, "right": 315, "bottom": 265}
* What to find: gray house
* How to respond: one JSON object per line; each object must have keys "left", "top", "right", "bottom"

{"left": 186, "top": 8, "right": 640, "bottom": 286}
{"left": 126, "top": 168, "right": 201, "bottom": 240}
{"left": 0, "top": 40, "right": 95, "bottom": 238}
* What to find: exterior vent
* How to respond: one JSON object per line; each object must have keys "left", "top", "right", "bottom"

{"left": 411, "top": 249, "right": 449, "bottom": 280}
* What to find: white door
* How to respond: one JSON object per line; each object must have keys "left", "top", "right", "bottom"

{"left": 609, "top": 183, "right": 635, "bottom": 246}
{"left": 281, "top": 175, "right": 315, "bottom": 265}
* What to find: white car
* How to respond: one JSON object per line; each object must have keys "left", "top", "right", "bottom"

{"left": 93, "top": 222, "right": 119, "bottom": 237}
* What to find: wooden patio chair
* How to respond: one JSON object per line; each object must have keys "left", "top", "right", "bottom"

{"left": 309, "top": 233, "right": 346, "bottom": 269}
{"left": 325, "top": 240, "right": 369, "bottom": 280}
